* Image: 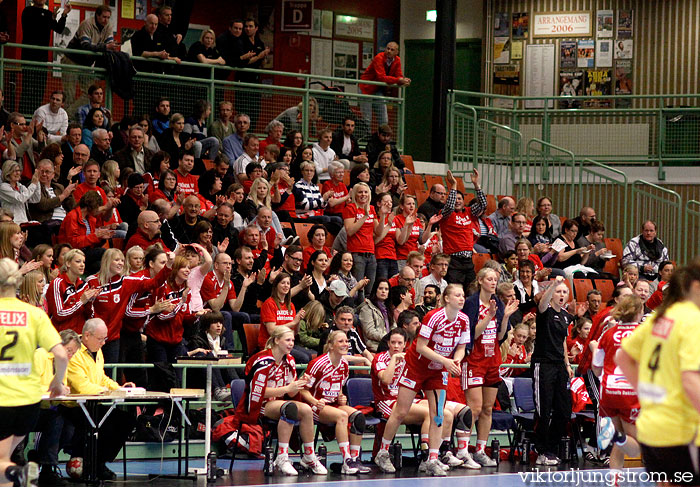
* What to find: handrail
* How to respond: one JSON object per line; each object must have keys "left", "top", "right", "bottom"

{"left": 2, "top": 42, "right": 399, "bottom": 90}
{"left": 449, "top": 88, "right": 700, "bottom": 102}
{"left": 684, "top": 200, "right": 700, "bottom": 263}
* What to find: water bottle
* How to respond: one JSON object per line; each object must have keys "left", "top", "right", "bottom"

{"left": 263, "top": 446, "right": 274, "bottom": 476}
{"left": 559, "top": 437, "right": 571, "bottom": 463}
{"left": 392, "top": 441, "right": 402, "bottom": 470}
{"left": 521, "top": 439, "right": 531, "bottom": 465}
{"left": 318, "top": 443, "right": 327, "bottom": 469}
{"left": 206, "top": 452, "right": 217, "bottom": 482}
{"left": 490, "top": 439, "right": 500, "bottom": 466}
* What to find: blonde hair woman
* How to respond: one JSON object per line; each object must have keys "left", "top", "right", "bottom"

{"left": 124, "top": 246, "right": 145, "bottom": 274}
{"left": 84, "top": 248, "right": 170, "bottom": 363}
{"left": 300, "top": 330, "right": 372, "bottom": 474}
{"left": 343, "top": 182, "right": 381, "bottom": 294}
{"left": 297, "top": 298, "right": 328, "bottom": 352}
{"left": 19, "top": 270, "right": 47, "bottom": 311}
{"left": 233, "top": 325, "right": 327, "bottom": 476}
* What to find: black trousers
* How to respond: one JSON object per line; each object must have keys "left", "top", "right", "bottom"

{"left": 64, "top": 406, "right": 136, "bottom": 465}
{"left": 446, "top": 254, "right": 476, "bottom": 291}
{"left": 532, "top": 362, "right": 572, "bottom": 456}
{"left": 120, "top": 331, "right": 149, "bottom": 388}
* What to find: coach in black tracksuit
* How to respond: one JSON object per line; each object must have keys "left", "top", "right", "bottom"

{"left": 532, "top": 276, "right": 574, "bottom": 466}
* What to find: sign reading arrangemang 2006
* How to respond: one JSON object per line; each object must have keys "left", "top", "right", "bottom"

{"left": 533, "top": 11, "right": 592, "bottom": 38}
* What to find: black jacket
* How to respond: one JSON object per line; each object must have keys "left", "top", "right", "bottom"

{"left": 365, "top": 134, "right": 403, "bottom": 169}
{"left": 330, "top": 129, "right": 361, "bottom": 160}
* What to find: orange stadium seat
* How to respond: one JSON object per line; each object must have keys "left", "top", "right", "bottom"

{"left": 472, "top": 253, "right": 491, "bottom": 273}
{"left": 454, "top": 176, "right": 467, "bottom": 194}
{"left": 573, "top": 278, "right": 595, "bottom": 303}
{"left": 424, "top": 175, "right": 445, "bottom": 190}
{"left": 404, "top": 174, "right": 424, "bottom": 195}
{"left": 401, "top": 155, "right": 415, "bottom": 173}
{"left": 486, "top": 194, "right": 498, "bottom": 215}
{"left": 595, "top": 279, "right": 615, "bottom": 303}
{"left": 416, "top": 189, "right": 429, "bottom": 207}
{"left": 294, "top": 222, "right": 314, "bottom": 247}
{"left": 243, "top": 323, "right": 259, "bottom": 358}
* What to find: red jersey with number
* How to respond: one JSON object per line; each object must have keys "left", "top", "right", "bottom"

{"left": 343, "top": 203, "right": 376, "bottom": 253}
{"left": 321, "top": 180, "right": 348, "bottom": 215}
{"left": 393, "top": 214, "right": 423, "bottom": 260}
{"left": 259, "top": 298, "right": 296, "bottom": 349}
{"left": 371, "top": 350, "right": 406, "bottom": 403}
{"left": 597, "top": 322, "right": 640, "bottom": 409}
{"left": 200, "top": 271, "right": 237, "bottom": 305}
{"left": 407, "top": 307, "right": 470, "bottom": 371}
{"left": 440, "top": 208, "right": 476, "bottom": 255}
{"left": 375, "top": 215, "right": 397, "bottom": 260}
{"left": 304, "top": 353, "right": 349, "bottom": 405}
{"left": 465, "top": 302, "right": 502, "bottom": 369}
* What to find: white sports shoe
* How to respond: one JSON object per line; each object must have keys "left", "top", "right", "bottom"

{"left": 472, "top": 450, "right": 496, "bottom": 467}
{"left": 374, "top": 449, "right": 396, "bottom": 473}
{"left": 419, "top": 458, "right": 449, "bottom": 472}
{"left": 341, "top": 458, "right": 359, "bottom": 475}
{"left": 273, "top": 454, "right": 298, "bottom": 476}
{"left": 456, "top": 450, "right": 481, "bottom": 469}
{"left": 424, "top": 459, "right": 447, "bottom": 477}
{"left": 300, "top": 455, "right": 328, "bottom": 475}
{"left": 597, "top": 416, "right": 615, "bottom": 450}
{"left": 440, "top": 451, "right": 464, "bottom": 467}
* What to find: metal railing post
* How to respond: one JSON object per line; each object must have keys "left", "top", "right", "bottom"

{"left": 0, "top": 45, "right": 5, "bottom": 91}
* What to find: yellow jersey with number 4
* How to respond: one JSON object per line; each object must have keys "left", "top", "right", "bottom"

{"left": 0, "top": 296, "right": 61, "bottom": 407}
{"left": 621, "top": 301, "right": 700, "bottom": 447}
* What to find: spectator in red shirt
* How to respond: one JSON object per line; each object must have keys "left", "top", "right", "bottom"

{"left": 125, "top": 210, "right": 170, "bottom": 252}
{"left": 359, "top": 42, "right": 411, "bottom": 127}
{"left": 175, "top": 150, "right": 199, "bottom": 196}
{"left": 259, "top": 271, "right": 306, "bottom": 357}
{"left": 72, "top": 159, "right": 109, "bottom": 207}
{"left": 302, "top": 224, "right": 331, "bottom": 270}
{"left": 58, "top": 190, "right": 114, "bottom": 274}
{"left": 342, "top": 182, "right": 386, "bottom": 296}
{"left": 322, "top": 161, "right": 350, "bottom": 218}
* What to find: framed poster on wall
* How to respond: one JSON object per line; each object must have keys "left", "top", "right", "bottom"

{"left": 533, "top": 11, "right": 592, "bottom": 38}
{"left": 335, "top": 15, "right": 374, "bottom": 40}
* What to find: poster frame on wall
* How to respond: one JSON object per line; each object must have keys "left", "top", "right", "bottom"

{"left": 532, "top": 11, "right": 592, "bottom": 38}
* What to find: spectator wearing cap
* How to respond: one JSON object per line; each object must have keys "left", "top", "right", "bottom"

{"left": 125, "top": 210, "right": 169, "bottom": 253}
{"left": 117, "top": 173, "right": 149, "bottom": 231}
{"left": 317, "top": 279, "right": 353, "bottom": 324}
{"left": 365, "top": 124, "right": 403, "bottom": 171}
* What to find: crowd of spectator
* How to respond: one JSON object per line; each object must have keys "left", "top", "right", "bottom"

{"left": 0, "top": 1, "right": 682, "bottom": 481}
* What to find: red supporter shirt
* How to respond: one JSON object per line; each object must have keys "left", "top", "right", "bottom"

{"left": 176, "top": 171, "right": 199, "bottom": 195}
{"left": 407, "top": 307, "right": 470, "bottom": 371}
{"left": 123, "top": 269, "right": 157, "bottom": 334}
{"left": 145, "top": 282, "right": 195, "bottom": 345}
{"left": 73, "top": 183, "right": 108, "bottom": 206}
{"left": 595, "top": 322, "right": 640, "bottom": 410}
{"left": 578, "top": 306, "right": 613, "bottom": 374}
{"left": 275, "top": 181, "right": 296, "bottom": 215}
{"left": 375, "top": 215, "right": 397, "bottom": 260}
{"left": 440, "top": 209, "right": 476, "bottom": 255}
{"left": 200, "top": 271, "right": 237, "bottom": 305}
{"left": 465, "top": 302, "right": 502, "bottom": 369}
{"left": 566, "top": 335, "right": 586, "bottom": 364}
{"left": 393, "top": 214, "right": 423, "bottom": 260}
{"left": 304, "top": 353, "right": 349, "bottom": 405}
{"left": 343, "top": 203, "right": 376, "bottom": 253}
{"left": 423, "top": 233, "right": 441, "bottom": 262}
{"left": 371, "top": 350, "right": 406, "bottom": 403}
{"left": 527, "top": 254, "right": 544, "bottom": 273}
{"left": 259, "top": 298, "right": 296, "bottom": 349}
{"left": 321, "top": 180, "right": 348, "bottom": 215}
{"left": 302, "top": 245, "right": 331, "bottom": 270}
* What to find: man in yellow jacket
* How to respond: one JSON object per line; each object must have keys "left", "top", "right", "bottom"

{"left": 33, "top": 330, "right": 81, "bottom": 486}
{"left": 65, "top": 319, "right": 136, "bottom": 481}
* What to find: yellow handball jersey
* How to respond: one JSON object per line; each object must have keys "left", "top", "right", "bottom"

{"left": 621, "top": 301, "right": 700, "bottom": 447}
{"left": 0, "top": 297, "right": 61, "bottom": 407}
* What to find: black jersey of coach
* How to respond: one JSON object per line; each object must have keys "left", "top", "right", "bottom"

{"left": 532, "top": 306, "right": 572, "bottom": 363}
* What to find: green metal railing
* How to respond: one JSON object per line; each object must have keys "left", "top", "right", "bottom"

{"left": 523, "top": 139, "right": 578, "bottom": 219}
{"left": 578, "top": 159, "right": 629, "bottom": 245}
{"left": 684, "top": 200, "right": 700, "bottom": 264}
{"left": 447, "top": 90, "right": 700, "bottom": 180}
{"left": 0, "top": 43, "right": 405, "bottom": 150}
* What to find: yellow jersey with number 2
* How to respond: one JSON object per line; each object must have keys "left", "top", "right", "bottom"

{"left": 0, "top": 296, "right": 61, "bottom": 407}
{"left": 621, "top": 301, "right": 700, "bottom": 447}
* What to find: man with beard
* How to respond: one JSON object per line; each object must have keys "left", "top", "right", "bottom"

{"left": 416, "top": 253, "right": 448, "bottom": 300}
{"left": 125, "top": 210, "right": 169, "bottom": 252}
{"left": 415, "top": 285, "right": 440, "bottom": 320}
